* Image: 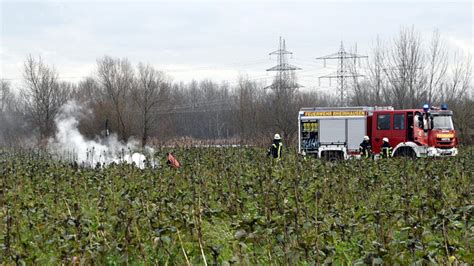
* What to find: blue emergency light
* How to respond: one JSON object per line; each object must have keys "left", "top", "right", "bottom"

{"left": 423, "top": 104, "right": 430, "bottom": 112}
{"left": 441, "top": 103, "right": 448, "bottom": 110}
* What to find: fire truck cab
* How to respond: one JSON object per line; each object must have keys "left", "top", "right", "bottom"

{"left": 298, "top": 105, "right": 458, "bottom": 160}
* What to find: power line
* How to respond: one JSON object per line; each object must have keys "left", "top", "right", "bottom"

{"left": 163, "top": 59, "right": 270, "bottom": 73}
{"left": 0, "top": 76, "right": 88, "bottom": 81}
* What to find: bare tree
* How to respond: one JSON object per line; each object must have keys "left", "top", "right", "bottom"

{"left": 0, "top": 79, "right": 12, "bottom": 113}
{"left": 269, "top": 71, "right": 299, "bottom": 141}
{"left": 345, "top": 44, "right": 373, "bottom": 106}
{"left": 426, "top": 29, "right": 448, "bottom": 105}
{"left": 365, "top": 37, "right": 387, "bottom": 105}
{"left": 0, "top": 80, "right": 16, "bottom": 145}
{"left": 73, "top": 77, "right": 100, "bottom": 103}
{"left": 441, "top": 52, "right": 472, "bottom": 103}
{"left": 21, "top": 55, "right": 70, "bottom": 143}
{"left": 133, "top": 63, "right": 170, "bottom": 147}
{"left": 384, "top": 27, "right": 427, "bottom": 108}
{"left": 237, "top": 75, "right": 259, "bottom": 143}
{"left": 96, "top": 56, "right": 134, "bottom": 141}
{"left": 441, "top": 52, "right": 473, "bottom": 143}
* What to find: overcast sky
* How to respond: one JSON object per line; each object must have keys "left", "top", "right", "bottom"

{"left": 1, "top": 0, "right": 473, "bottom": 92}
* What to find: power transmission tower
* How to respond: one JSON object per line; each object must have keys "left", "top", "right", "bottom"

{"left": 316, "top": 41, "right": 368, "bottom": 106}
{"left": 266, "top": 37, "right": 302, "bottom": 90}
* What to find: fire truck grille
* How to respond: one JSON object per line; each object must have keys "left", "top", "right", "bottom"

{"left": 437, "top": 146, "right": 454, "bottom": 150}
{"left": 436, "top": 138, "right": 454, "bottom": 147}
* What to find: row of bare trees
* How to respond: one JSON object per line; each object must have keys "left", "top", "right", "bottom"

{"left": 76, "top": 56, "right": 172, "bottom": 147}
{"left": 351, "top": 27, "right": 473, "bottom": 142}
{"left": 0, "top": 27, "right": 472, "bottom": 147}
{"left": 355, "top": 29, "right": 472, "bottom": 108}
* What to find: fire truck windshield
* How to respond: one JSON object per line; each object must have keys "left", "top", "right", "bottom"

{"left": 432, "top": 115, "right": 454, "bottom": 130}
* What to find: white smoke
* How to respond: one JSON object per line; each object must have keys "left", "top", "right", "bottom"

{"left": 48, "top": 101, "right": 156, "bottom": 169}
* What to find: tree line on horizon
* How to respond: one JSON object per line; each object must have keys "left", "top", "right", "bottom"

{"left": 0, "top": 27, "right": 473, "bottom": 147}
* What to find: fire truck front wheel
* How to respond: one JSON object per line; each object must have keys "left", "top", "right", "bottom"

{"left": 393, "top": 147, "right": 416, "bottom": 158}
{"left": 321, "top": 151, "right": 344, "bottom": 162}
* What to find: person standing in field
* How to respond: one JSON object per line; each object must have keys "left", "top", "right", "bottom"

{"left": 267, "top": 133, "right": 283, "bottom": 160}
{"left": 359, "top": 136, "right": 372, "bottom": 159}
{"left": 381, "top": 137, "right": 393, "bottom": 158}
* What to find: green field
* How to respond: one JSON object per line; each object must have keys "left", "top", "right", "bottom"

{"left": 1, "top": 148, "right": 473, "bottom": 265}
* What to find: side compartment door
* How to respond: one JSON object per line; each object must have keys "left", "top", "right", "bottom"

{"left": 319, "top": 119, "right": 346, "bottom": 144}
{"left": 300, "top": 119, "right": 319, "bottom": 153}
{"left": 347, "top": 118, "right": 366, "bottom": 152}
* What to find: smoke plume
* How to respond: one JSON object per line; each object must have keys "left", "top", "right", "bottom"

{"left": 48, "top": 101, "right": 155, "bottom": 169}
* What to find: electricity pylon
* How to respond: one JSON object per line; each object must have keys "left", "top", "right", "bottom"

{"left": 266, "top": 37, "right": 302, "bottom": 90}
{"left": 317, "top": 41, "right": 368, "bottom": 106}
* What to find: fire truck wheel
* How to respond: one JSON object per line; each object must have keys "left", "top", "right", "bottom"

{"left": 394, "top": 147, "right": 415, "bottom": 158}
{"left": 322, "top": 151, "right": 343, "bottom": 162}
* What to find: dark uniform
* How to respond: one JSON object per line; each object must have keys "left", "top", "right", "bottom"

{"left": 381, "top": 141, "right": 393, "bottom": 158}
{"left": 268, "top": 139, "right": 283, "bottom": 159}
{"left": 359, "top": 139, "right": 372, "bottom": 158}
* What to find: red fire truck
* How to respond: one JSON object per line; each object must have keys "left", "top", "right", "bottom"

{"left": 298, "top": 105, "right": 458, "bottom": 160}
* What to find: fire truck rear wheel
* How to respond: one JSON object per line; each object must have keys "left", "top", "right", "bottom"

{"left": 394, "top": 147, "right": 415, "bottom": 158}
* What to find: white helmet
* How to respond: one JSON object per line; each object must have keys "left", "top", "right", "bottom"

{"left": 383, "top": 137, "right": 389, "bottom": 142}
{"left": 274, "top": 133, "right": 281, "bottom": 140}
{"left": 364, "top": 136, "right": 369, "bottom": 141}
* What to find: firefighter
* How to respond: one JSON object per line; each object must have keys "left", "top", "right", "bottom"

{"left": 267, "top": 133, "right": 283, "bottom": 160}
{"left": 359, "top": 136, "right": 372, "bottom": 158}
{"left": 381, "top": 137, "right": 393, "bottom": 158}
